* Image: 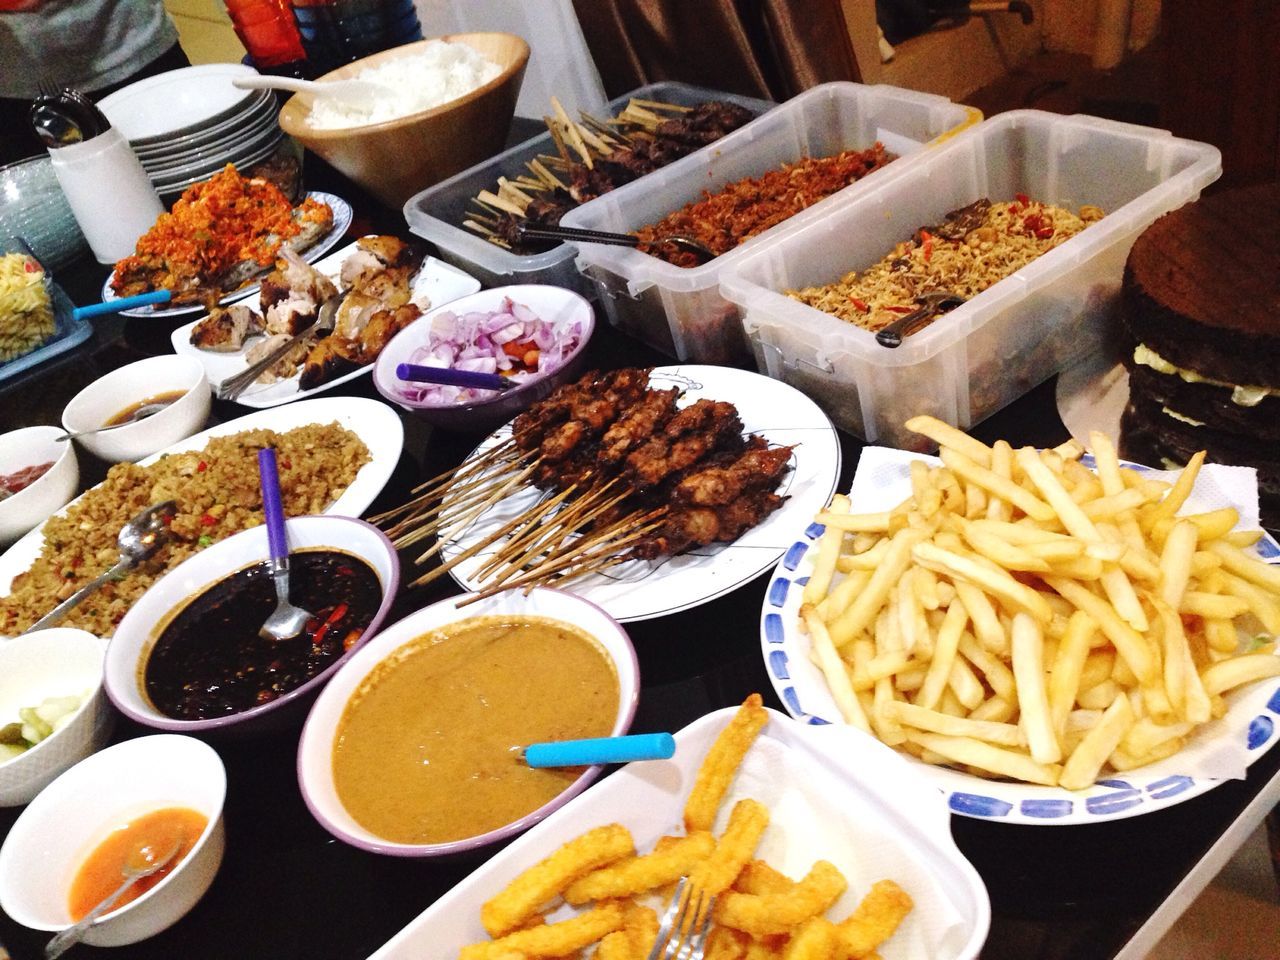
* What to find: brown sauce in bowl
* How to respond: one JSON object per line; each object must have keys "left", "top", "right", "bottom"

{"left": 104, "top": 389, "right": 188, "bottom": 427}
{"left": 142, "top": 549, "right": 382, "bottom": 721}
{"left": 331, "top": 615, "right": 619, "bottom": 845}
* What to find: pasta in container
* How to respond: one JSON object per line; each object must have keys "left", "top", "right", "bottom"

{"left": 0, "top": 249, "right": 55, "bottom": 363}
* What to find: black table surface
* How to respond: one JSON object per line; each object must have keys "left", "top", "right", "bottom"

{"left": 1, "top": 155, "right": 1276, "bottom": 960}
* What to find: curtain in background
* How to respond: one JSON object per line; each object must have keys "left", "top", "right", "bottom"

{"left": 570, "top": 0, "right": 861, "bottom": 102}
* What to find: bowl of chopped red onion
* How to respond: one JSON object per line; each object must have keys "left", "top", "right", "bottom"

{"left": 372, "top": 284, "right": 594, "bottom": 431}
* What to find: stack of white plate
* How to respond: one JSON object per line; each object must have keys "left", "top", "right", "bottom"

{"left": 98, "top": 64, "right": 285, "bottom": 204}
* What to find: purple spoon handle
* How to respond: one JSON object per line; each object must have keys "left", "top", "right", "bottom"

{"left": 395, "top": 363, "right": 512, "bottom": 391}
{"left": 257, "top": 447, "right": 287, "bottom": 562}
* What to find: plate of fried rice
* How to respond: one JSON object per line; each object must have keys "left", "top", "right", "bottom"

{"left": 0, "top": 396, "right": 402, "bottom": 638}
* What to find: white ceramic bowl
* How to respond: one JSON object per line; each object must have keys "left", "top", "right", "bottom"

{"left": 0, "top": 425, "right": 78, "bottom": 545}
{"left": 61, "top": 355, "right": 210, "bottom": 463}
{"left": 372, "top": 284, "right": 594, "bottom": 432}
{"left": 104, "top": 516, "right": 399, "bottom": 735}
{"left": 0, "top": 628, "right": 112, "bottom": 807}
{"left": 0, "top": 734, "right": 225, "bottom": 946}
{"left": 297, "top": 587, "right": 639, "bottom": 856}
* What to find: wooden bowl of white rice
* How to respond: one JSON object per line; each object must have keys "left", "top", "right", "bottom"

{"left": 279, "top": 32, "right": 528, "bottom": 209}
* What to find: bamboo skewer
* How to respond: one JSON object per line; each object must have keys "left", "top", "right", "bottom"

{"left": 405, "top": 461, "right": 536, "bottom": 558}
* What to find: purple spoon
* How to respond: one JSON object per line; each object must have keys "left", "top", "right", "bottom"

{"left": 396, "top": 363, "right": 513, "bottom": 392}
{"left": 257, "top": 447, "right": 312, "bottom": 642}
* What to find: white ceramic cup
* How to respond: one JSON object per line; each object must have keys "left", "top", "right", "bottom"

{"left": 47, "top": 129, "right": 163, "bottom": 265}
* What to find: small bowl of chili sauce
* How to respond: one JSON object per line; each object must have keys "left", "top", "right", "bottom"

{"left": 104, "top": 515, "right": 399, "bottom": 735}
{"left": 0, "top": 424, "right": 78, "bottom": 546}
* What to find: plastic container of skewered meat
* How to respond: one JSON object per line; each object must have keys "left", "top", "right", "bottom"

{"left": 717, "top": 110, "right": 1222, "bottom": 448}
{"left": 401, "top": 82, "right": 773, "bottom": 299}
{"left": 560, "top": 82, "right": 980, "bottom": 367}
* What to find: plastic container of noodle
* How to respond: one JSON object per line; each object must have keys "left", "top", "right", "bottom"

{"left": 718, "top": 110, "right": 1222, "bottom": 448}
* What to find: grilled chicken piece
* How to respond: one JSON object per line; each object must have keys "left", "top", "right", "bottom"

{"left": 347, "top": 304, "right": 420, "bottom": 362}
{"left": 259, "top": 248, "right": 338, "bottom": 333}
{"left": 339, "top": 235, "right": 418, "bottom": 290}
{"left": 298, "top": 336, "right": 359, "bottom": 390}
{"left": 245, "top": 333, "right": 311, "bottom": 384}
{"left": 264, "top": 297, "right": 319, "bottom": 336}
{"left": 189, "top": 304, "right": 263, "bottom": 352}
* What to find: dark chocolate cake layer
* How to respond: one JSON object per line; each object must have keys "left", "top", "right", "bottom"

{"left": 1123, "top": 182, "right": 1280, "bottom": 387}
{"left": 1127, "top": 364, "right": 1280, "bottom": 442}
{"left": 1120, "top": 403, "right": 1280, "bottom": 530}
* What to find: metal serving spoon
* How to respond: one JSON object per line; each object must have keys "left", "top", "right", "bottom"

{"left": 257, "top": 448, "right": 312, "bottom": 642}
{"left": 44, "top": 832, "right": 184, "bottom": 959}
{"left": 513, "top": 223, "right": 717, "bottom": 265}
{"left": 56, "top": 400, "right": 175, "bottom": 443}
{"left": 231, "top": 75, "right": 396, "bottom": 107}
{"left": 22, "top": 501, "right": 177, "bottom": 635}
{"left": 874, "top": 290, "right": 968, "bottom": 348}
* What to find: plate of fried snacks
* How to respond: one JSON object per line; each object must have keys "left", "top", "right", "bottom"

{"left": 396, "top": 365, "right": 840, "bottom": 622}
{"left": 370, "top": 695, "right": 990, "bottom": 960}
{"left": 762, "top": 416, "right": 1280, "bottom": 824}
{"left": 0, "top": 396, "right": 402, "bottom": 638}
{"left": 101, "top": 165, "right": 353, "bottom": 319}
{"left": 170, "top": 237, "right": 480, "bottom": 407}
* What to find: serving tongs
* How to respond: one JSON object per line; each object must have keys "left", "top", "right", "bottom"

{"left": 216, "top": 291, "right": 344, "bottom": 401}
{"left": 513, "top": 223, "right": 716, "bottom": 265}
{"left": 875, "top": 290, "right": 967, "bottom": 348}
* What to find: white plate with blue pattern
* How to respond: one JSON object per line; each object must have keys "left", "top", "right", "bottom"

{"left": 443, "top": 365, "right": 842, "bottom": 623}
{"left": 759, "top": 451, "right": 1280, "bottom": 826}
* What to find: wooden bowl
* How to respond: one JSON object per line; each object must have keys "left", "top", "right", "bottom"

{"left": 278, "top": 33, "right": 529, "bottom": 209}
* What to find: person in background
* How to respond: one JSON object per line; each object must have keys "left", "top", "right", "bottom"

{"left": 0, "top": 0, "right": 191, "bottom": 167}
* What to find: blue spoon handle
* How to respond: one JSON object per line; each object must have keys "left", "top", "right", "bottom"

{"left": 523, "top": 733, "right": 676, "bottom": 768}
{"left": 72, "top": 289, "right": 172, "bottom": 320}
{"left": 396, "top": 363, "right": 512, "bottom": 391}
{"left": 257, "top": 448, "right": 287, "bottom": 563}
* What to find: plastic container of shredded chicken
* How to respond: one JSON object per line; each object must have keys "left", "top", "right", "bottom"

{"left": 560, "top": 82, "right": 979, "bottom": 367}
{"left": 718, "top": 110, "right": 1222, "bottom": 448}
{"left": 401, "top": 82, "right": 774, "bottom": 300}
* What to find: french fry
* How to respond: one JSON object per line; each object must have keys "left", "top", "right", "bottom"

{"left": 802, "top": 606, "right": 871, "bottom": 734}
{"left": 1180, "top": 592, "right": 1250, "bottom": 619}
{"left": 940, "top": 447, "right": 1055, "bottom": 522}
{"left": 1011, "top": 613, "right": 1062, "bottom": 764}
{"left": 803, "top": 495, "right": 849, "bottom": 604}
{"left": 828, "top": 528, "right": 929, "bottom": 647}
{"left": 1145, "top": 450, "right": 1206, "bottom": 525}
{"left": 1043, "top": 577, "right": 1156, "bottom": 684}
{"left": 1058, "top": 693, "right": 1135, "bottom": 791}
{"left": 1158, "top": 519, "right": 1198, "bottom": 609}
{"left": 916, "top": 600, "right": 968, "bottom": 710}
{"left": 1201, "top": 654, "right": 1280, "bottom": 696}
{"left": 907, "top": 731, "right": 1061, "bottom": 785}
{"left": 1220, "top": 572, "right": 1280, "bottom": 635}
{"left": 886, "top": 700, "right": 1024, "bottom": 746}
{"left": 905, "top": 415, "right": 993, "bottom": 466}
{"left": 1206, "top": 540, "right": 1280, "bottom": 594}
{"left": 1048, "top": 611, "right": 1096, "bottom": 737}
{"left": 815, "top": 569, "right": 872, "bottom": 625}
{"left": 956, "top": 635, "right": 1016, "bottom": 702}
{"left": 914, "top": 542, "right": 1053, "bottom": 622}
{"left": 684, "top": 695, "right": 769, "bottom": 834}
{"left": 781, "top": 917, "right": 839, "bottom": 960}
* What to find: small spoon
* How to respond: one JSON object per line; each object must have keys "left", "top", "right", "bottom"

{"left": 22, "top": 501, "right": 177, "bottom": 635}
{"left": 513, "top": 223, "right": 717, "bottom": 264}
{"left": 231, "top": 75, "right": 396, "bottom": 107}
{"left": 56, "top": 400, "right": 175, "bottom": 443}
{"left": 44, "top": 833, "right": 184, "bottom": 959}
{"left": 257, "top": 448, "right": 312, "bottom": 642}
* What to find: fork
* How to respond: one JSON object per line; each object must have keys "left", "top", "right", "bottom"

{"left": 216, "top": 291, "right": 342, "bottom": 401}
{"left": 645, "top": 876, "right": 716, "bottom": 960}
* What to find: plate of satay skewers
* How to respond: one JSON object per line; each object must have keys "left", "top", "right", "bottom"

{"left": 373, "top": 365, "right": 840, "bottom": 621}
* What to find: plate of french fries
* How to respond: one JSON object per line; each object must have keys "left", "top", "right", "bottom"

{"left": 762, "top": 417, "right": 1280, "bottom": 825}
{"left": 370, "top": 696, "right": 990, "bottom": 959}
